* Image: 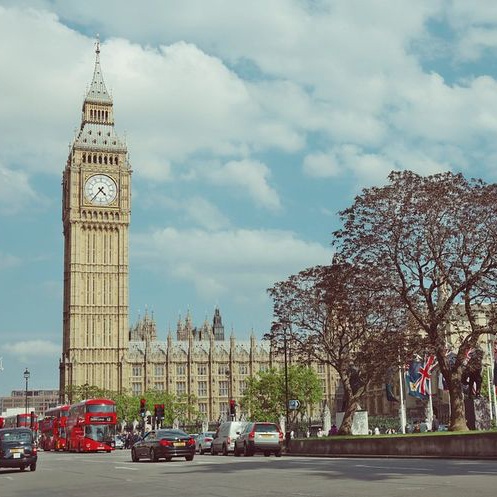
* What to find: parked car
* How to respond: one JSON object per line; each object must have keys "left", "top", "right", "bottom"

{"left": 195, "top": 431, "right": 216, "bottom": 454}
{"left": 211, "top": 421, "right": 247, "bottom": 455}
{"left": 234, "top": 422, "right": 283, "bottom": 457}
{"left": 114, "top": 435, "right": 125, "bottom": 449}
{"left": 0, "top": 427, "right": 38, "bottom": 471}
{"left": 131, "top": 429, "right": 195, "bottom": 462}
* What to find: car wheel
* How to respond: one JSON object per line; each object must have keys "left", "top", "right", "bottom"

{"left": 185, "top": 454, "right": 194, "bottom": 461}
{"left": 275, "top": 450, "right": 282, "bottom": 457}
{"left": 131, "top": 448, "right": 139, "bottom": 462}
{"left": 150, "top": 448, "right": 159, "bottom": 462}
{"left": 199, "top": 445, "right": 204, "bottom": 455}
{"left": 19, "top": 465, "right": 26, "bottom": 471}
{"left": 222, "top": 443, "right": 228, "bottom": 456}
{"left": 264, "top": 451, "right": 270, "bottom": 457}
{"left": 30, "top": 463, "right": 37, "bottom": 471}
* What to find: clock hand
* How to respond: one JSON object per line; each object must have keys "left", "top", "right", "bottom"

{"left": 91, "top": 186, "right": 105, "bottom": 202}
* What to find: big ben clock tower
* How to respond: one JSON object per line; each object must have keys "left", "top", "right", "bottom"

{"left": 60, "top": 40, "right": 131, "bottom": 400}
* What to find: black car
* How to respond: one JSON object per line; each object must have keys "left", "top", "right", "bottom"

{"left": 131, "top": 429, "right": 195, "bottom": 462}
{"left": 0, "top": 428, "right": 38, "bottom": 471}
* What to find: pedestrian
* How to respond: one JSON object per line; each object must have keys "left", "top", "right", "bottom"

{"left": 328, "top": 424, "right": 338, "bottom": 436}
{"left": 374, "top": 426, "right": 380, "bottom": 435}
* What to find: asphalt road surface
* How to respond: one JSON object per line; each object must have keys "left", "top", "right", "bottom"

{"left": 1, "top": 449, "right": 496, "bottom": 497}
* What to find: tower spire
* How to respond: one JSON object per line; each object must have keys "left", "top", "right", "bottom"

{"left": 86, "top": 35, "right": 111, "bottom": 105}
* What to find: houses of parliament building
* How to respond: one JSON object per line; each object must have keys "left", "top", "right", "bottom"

{"left": 57, "top": 41, "right": 341, "bottom": 422}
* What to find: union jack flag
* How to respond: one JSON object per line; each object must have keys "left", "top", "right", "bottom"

{"left": 407, "top": 355, "right": 436, "bottom": 399}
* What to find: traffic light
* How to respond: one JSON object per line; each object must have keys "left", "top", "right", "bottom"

{"left": 229, "top": 399, "right": 236, "bottom": 417}
{"left": 30, "top": 411, "right": 35, "bottom": 429}
{"left": 140, "top": 398, "right": 146, "bottom": 417}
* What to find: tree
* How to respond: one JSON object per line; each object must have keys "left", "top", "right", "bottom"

{"left": 334, "top": 170, "right": 497, "bottom": 431}
{"left": 267, "top": 261, "right": 409, "bottom": 435}
{"left": 173, "top": 393, "right": 203, "bottom": 426}
{"left": 240, "top": 365, "right": 322, "bottom": 425}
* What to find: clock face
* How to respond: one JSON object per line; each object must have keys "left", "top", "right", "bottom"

{"left": 84, "top": 174, "right": 117, "bottom": 206}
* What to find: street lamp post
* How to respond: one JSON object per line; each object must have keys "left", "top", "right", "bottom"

{"left": 24, "top": 368, "right": 30, "bottom": 416}
{"left": 225, "top": 368, "right": 232, "bottom": 420}
{"left": 284, "top": 330, "right": 289, "bottom": 432}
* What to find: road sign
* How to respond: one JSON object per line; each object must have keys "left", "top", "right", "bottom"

{"left": 288, "top": 399, "right": 301, "bottom": 410}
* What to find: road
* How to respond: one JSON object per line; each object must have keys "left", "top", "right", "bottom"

{"left": 1, "top": 449, "right": 496, "bottom": 497}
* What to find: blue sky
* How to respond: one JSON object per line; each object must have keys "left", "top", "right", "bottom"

{"left": 2, "top": 0, "right": 497, "bottom": 396}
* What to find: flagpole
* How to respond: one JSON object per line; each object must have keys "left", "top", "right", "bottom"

{"left": 487, "top": 366, "right": 493, "bottom": 421}
{"left": 491, "top": 336, "right": 497, "bottom": 420}
{"left": 426, "top": 386, "right": 434, "bottom": 431}
{"left": 398, "top": 364, "right": 406, "bottom": 434}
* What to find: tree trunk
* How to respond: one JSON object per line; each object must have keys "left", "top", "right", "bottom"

{"left": 337, "top": 397, "right": 359, "bottom": 435}
{"left": 447, "top": 372, "right": 469, "bottom": 431}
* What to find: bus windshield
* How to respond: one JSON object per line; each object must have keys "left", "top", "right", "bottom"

{"left": 87, "top": 404, "right": 115, "bottom": 413}
{"left": 84, "top": 424, "right": 115, "bottom": 441}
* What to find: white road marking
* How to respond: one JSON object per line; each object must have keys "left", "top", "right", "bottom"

{"left": 115, "top": 466, "right": 139, "bottom": 470}
{"left": 354, "top": 464, "right": 434, "bottom": 472}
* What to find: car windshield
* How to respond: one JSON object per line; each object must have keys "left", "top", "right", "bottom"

{"left": 203, "top": 432, "right": 215, "bottom": 437}
{"left": 87, "top": 404, "right": 115, "bottom": 413}
{"left": 0, "top": 430, "right": 32, "bottom": 442}
{"left": 84, "top": 424, "right": 115, "bottom": 441}
{"left": 254, "top": 424, "right": 279, "bottom": 432}
{"left": 157, "top": 429, "right": 189, "bottom": 439}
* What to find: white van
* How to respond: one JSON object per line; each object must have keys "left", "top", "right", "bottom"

{"left": 211, "top": 421, "right": 247, "bottom": 455}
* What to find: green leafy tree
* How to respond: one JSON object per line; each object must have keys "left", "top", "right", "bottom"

{"left": 172, "top": 394, "right": 203, "bottom": 426}
{"left": 240, "top": 365, "right": 322, "bottom": 425}
{"left": 334, "top": 170, "right": 497, "bottom": 431}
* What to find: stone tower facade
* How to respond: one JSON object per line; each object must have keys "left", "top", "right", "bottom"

{"left": 59, "top": 41, "right": 131, "bottom": 400}
{"left": 57, "top": 43, "right": 340, "bottom": 421}
{"left": 127, "top": 309, "right": 339, "bottom": 423}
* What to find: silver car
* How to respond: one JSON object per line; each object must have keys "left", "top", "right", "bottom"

{"left": 195, "top": 431, "right": 216, "bottom": 454}
{"left": 234, "top": 422, "right": 283, "bottom": 457}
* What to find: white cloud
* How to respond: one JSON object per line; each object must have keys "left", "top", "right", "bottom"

{"left": 303, "top": 152, "right": 341, "bottom": 178}
{"left": 183, "top": 197, "right": 231, "bottom": 230}
{"left": 0, "top": 251, "right": 22, "bottom": 270}
{"left": 4, "top": 340, "right": 60, "bottom": 360}
{"left": 132, "top": 227, "right": 332, "bottom": 301}
{"left": 201, "top": 159, "right": 282, "bottom": 211}
{"left": 0, "top": 165, "right": 41, "bottom": 215}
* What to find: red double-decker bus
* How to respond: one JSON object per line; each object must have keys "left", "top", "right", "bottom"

{"left": 65, "top": 398, "right": 117, "bottom": 453}
{"left": 39, "top": 405, "right": 70, "bottom": 451}
{"left": 2, "top": 412, "right": 38, "bottom": 430}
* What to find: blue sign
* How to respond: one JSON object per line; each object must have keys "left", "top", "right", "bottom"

{"left": 288, "top": 399, "right": 301, "bottom": 410}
